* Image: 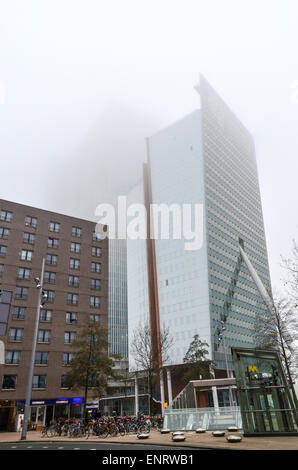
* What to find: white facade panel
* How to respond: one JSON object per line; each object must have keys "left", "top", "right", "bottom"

{"left": 148, "top": 110, "right": 211, "bottom": 365}
{"left": 126, "top": 182, "right": 150, "bottom": 370}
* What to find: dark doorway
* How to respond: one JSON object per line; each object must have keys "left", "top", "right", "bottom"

{"left": 0, "top": 408, "right": 10, "bottom": 431}
{"left": 45, "top": 405, "right": 53, "bottom": 425}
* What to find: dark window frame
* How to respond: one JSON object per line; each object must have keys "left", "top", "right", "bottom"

{"left": 25, "top": 216, "right": 37, "bottom": 228}
{"left": 0, "top": 210, "right": 12, "bottom": 222}
{"left": 2, "top": 375, "right": 17, "bottom": 389}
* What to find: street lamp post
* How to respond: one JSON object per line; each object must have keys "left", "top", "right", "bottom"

{"left": 218, "top": 321, "right": 234, "bottom": 407}
{"left": 21, "top": 258, "right": 45, "bottom": 440}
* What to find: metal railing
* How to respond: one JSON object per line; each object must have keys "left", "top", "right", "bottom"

{"left": 163, "top": 406, "right": 242, "bottom": 431}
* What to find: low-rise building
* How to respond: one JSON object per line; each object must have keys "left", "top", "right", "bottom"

{"left": 0, "top": 199, "right": 108, "bottom": 430}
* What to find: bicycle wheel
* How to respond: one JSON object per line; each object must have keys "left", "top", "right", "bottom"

{"left": 100, "top": 428, "right": 108, "bottom": 438}
{"left": 138, "top": 424, "right": 150, "bottom": 434}
{"left": 68, "top": 424, "right": 75, "bottom": 437}
{"left": 46, "top": 426, "right": 56, "bottom": 438}
{"left": 111, "top": 425, "right": 118, "bottom": 437}
{"left": 128, "top": 424, "right": 138, "bottom": 434}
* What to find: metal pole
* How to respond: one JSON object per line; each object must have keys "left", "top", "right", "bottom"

{"left": 21, "top": 258, "right": 45, "bottom": 440}
{"left": 134, "top": 373, "right": 139, "bottom": 417}
{"left": 147, "top": 372, "right": 151, "bottom": 416}
{"left": 166, "top": 368, "right": 173, "bottom": 408}
{"left": 222, "top": 336, "right": 234, "bottom": 406}
{"left": 212, "top": 386, "right": 219, "bottom": 413}
{"left": 160, "top": 369, "right": 165, "bottom": 416}
{"left": 222, "top": 336, "right": 230, "bottom": 377}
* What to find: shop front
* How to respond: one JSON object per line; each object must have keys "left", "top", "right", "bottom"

{"left": 99, "top": 394, "right": 149, "bottom": 416}
{"left": 15, "top": 397, "right": 85, "bottom": 431}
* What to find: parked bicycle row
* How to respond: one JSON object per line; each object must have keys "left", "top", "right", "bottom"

{"left": 41, "top": 415, "right": 164, "bottom": 438}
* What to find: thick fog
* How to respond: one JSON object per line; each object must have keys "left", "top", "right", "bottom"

{"left": 1, "top": 0, "right": 298, "bottom": 291}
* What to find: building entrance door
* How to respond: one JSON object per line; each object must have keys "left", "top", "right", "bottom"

{"left": 248, "top": 387, "right": 296, "bottom": 433}
{"left": 45, "top": 405, "right": 54, "bottom": 425}
{"left": 0, "top": 407, "right": 10, "bottom": 431}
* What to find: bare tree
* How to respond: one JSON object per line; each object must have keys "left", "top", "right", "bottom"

{"left": 130, "top": 320, "right": 174, "bottom": 415}
{"left": 66, "top": 320, "right": 117, "bottom": 419}
{"left": 254, "top": 296, "right": 298, "bottom": 406}
{"left": 282, "top": 240, "right": 298, "bottom": 305}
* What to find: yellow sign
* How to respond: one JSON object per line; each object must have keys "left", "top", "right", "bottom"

{"left": 248, "top": 365, "right": 258, "bottom": 373}
{"left": 163, "top": 402, "right": 168, "bottom": 408}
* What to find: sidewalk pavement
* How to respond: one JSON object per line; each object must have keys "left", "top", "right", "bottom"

{"left": 0, "top": 429, "right": 298, "bottom": 450}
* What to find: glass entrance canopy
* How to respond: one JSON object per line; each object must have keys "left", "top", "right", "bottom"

{"left": 231, "top": 348, "right": 298, "bottom": 436}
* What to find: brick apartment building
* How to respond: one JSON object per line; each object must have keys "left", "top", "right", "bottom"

{"left": 0, "top": 199, "right": 108, "bottom": 431}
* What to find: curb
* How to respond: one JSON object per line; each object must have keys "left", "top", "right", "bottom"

{"left": 0, "top": 438, "right": 238, "bottom": 451}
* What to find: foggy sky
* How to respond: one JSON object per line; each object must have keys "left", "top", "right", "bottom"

{"left": 0, "top": 0, "right": 298, "bottom": 292}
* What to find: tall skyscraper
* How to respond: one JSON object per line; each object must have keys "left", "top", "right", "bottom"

{"left": 127, "top": 75, "right": 272, "bottom": 372}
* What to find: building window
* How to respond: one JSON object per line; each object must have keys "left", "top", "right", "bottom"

{"left": 66, "top": 312, "right": 77, "bottom": 324}
{"left": 35, "top": 352, "right": 48, "bottom": 365}
{"left": 70, "top": 242, "right": 81, "bottom": 253}
{"left": 33, "top": 375, "right": 46, "bottom": 389}
{"left": 70, "top": 258, "right": 80, "bottom": 270}
{"left": 61, "top": 375, "right": 69, "bottom": 388}
{"left": 12, "top": 307, "right": 25, "bottom": 320}
{"left": 48, "top": 237, "right": 59, "bottom": 249}
{"left": 38, "top": 330, "right": 51, "bottom": 343}
{"left": 23, "top": 233, "right": 35, "bottom": 245}
{"left": 88, "top": 375, "right": 97, "bottom": 387}
{"left": 91, "top": 279, "right": 101, "bottom": 290}
{"left": 68, "top": 275, "right": 79, "bottom": 287}
{"left": 20, "top": 249, "right": 32, "bottom": 261}
{"left": 2, "top": 375, "right": 17, "bottom": 389}
{"left": 72, "top": 227, "right": 81, "bottom": 238}
{"left": 63, "top": 353, "right": 73, "bottom": 365}
{"left": 90, "top": 296, "right": 100, "bottom": 308}
{"left": 64, "top": 331, "right": 75, "bottom": 344}
{"left": 5, "top": 351, "right": 20, "bottom": 365}
{"left": 89, "top": 314, "right": 99, "bottom": 322}
{"left": 0, "top": 264, "right": 3, "bottom": 277}
{"left": 88, "top": 334, "right": 98, "bottom": 345}
{"left": 43, "top": 290, "right": 54, "bottom": 303}
{"left": 67, "top": 293, "right": 78, "bottom": 305}
{"left": 0, "top": 210, "right": 12, "bottom": 222}
{"left": 40, "top": 309, "right": 52, "bottom": 322}
{"left": 92, "top": 247, "right": 102, "bottom": 257}
{"left": 0, "top": 227, "right": 9, "bottom": 239}
{"left": 25, "top": 216, "right": 37, "bottom": 228}
{"left": 9, "top": 328, "right": 23, "bottom": 341}
{"left": 49, "top": 222, "right": 60, "bottom": 233}
{"left": 0, "top": 245, "right": 7, "bottom": 257}
{"left": 92, "top": 231, "right": 101, "bottom": 241}
{"left": 44, "top": 272, "right": 56, "bottom": 284}
{"left": 91, "top": 262, "right": 101, "bottom": 273}
{"left": 15, "top": 287, "right": 28, "bottom": 299}
{"left": 46, "top": 254, "right": 57, "bottom": 266}
{"left": 18, "top": 268, "right": 30, "bottom": 280}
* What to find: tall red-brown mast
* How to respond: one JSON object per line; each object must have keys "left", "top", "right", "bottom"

{"left": 143, "top": 138, "right": 162, "bottom": 371}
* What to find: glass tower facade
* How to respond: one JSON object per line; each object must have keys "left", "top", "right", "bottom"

{"left": 127, "top": 75, "right": 272, "bottom": 371}
{"left": 108, "top": 238, "right": 128, "bottom": 359}
{"left": 200, "top": 75, "right": 272, "bottom": 369}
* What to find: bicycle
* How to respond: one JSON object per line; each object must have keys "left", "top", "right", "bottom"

{"left": 40, "top": 425, "right": 48, "bottom": 437}
{"left": 99, "top": 419, "right": 119, "bottom": 438}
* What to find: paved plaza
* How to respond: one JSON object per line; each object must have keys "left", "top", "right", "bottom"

{"left": 0, "top": 429, "right": 297, "bottom": 450}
